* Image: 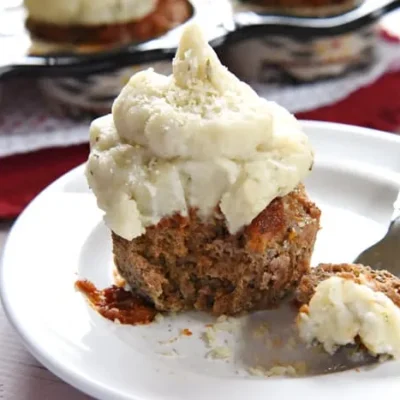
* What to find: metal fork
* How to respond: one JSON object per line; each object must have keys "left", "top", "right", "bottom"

{"left": 353, "top": 190, "right": 400, "bottom": 274}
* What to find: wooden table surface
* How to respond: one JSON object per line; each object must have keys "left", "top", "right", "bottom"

{"left": 0, "top": 221, "right": 91, "bottom": 400}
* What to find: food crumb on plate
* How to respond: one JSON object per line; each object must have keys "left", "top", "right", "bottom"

{"left": 159, "top": 348, "right": 179, "bottom": 358}
{"left": 154, "top": 313, "right": 164, "bottom": 323}
{"left": 206, "top": 346, "right": 231, "bottom": 360}
{"left": 201, "top": 327, "right": 217, "bottom": 347}
{"left": 248, "top": 361, "right": 307, "bottom": 377}
{"left": 159, "top": 336, "right": 179, "bottom": 345}
{"left": 216, "top": 315, "right": 228, "bottom": 323}
{"left": 253, "top": 322, "right": 269, "bottom": 338}
{"left": 181, "top": 328, "right": 193, "bottom": 336}
{"left": 213, "top": 316, "right": 240, "bottom": 333}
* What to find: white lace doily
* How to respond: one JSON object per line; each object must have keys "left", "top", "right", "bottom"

{"left": 0, "top": 38, "right": 399, "bottom": 158}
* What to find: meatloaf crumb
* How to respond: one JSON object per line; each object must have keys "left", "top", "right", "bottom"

{"left": 296, "top": 263, "right": 400, "bottom": 307}
{"left": 113, "top": 184, "right": 320, "bottom": 316}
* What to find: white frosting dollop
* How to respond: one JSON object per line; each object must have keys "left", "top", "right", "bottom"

{"left": 24, "top": 0, "right": 157, "bottom": 25}
{"left": 298, "top": 276, "right": 400, "bottom": 359}
{"left": 86, "top": 24, "right": 313, "bottom": 240}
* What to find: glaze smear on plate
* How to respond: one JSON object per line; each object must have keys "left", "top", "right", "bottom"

{"left": 75, "top": 279, "right": 157, "bottom": 325}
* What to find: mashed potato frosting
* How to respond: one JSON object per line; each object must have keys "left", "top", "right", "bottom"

{"left": 24, "top": 0, "right": 157, "bottom": 25}
{"left": 86, "top": 24, "right": 314, "bottom": 240}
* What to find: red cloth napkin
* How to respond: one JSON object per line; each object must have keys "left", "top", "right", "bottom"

{"left": 297, "top": 71, "right": 400, "bottom": 132}
{"left": 1, "top": 70, "right": 400, "bottom": 219}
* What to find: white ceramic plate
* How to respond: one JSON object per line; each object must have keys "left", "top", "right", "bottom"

{"left": 1, "top": 121, "right": 400, "bottom": 400}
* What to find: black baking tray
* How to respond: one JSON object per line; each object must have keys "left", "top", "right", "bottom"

{"left": 0, "top": 0, "right": 399, "bottom": 78}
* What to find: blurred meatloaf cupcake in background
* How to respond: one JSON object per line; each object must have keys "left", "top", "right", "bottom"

{"left": 24, "top": 0, "right": 191, "bottom": 45}
{"left": 29, "top": 0, "right": 192, "bottom": 118}
{"left": 237, "top": 0, "right": 362, "bottom": 17}
{"left": 85, "top": 23, "right": 321, "bottom": 316}
{"left": 225, "top": 0, "right": 375, "bottom": 83}
{"left": 220, "top": 23, "right": 377, "bottom": 83}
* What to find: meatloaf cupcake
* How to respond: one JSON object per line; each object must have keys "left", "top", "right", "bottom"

{"left": 86, "top": 23, "right": 320, "bottom": 316}
{"left": 237, "top": 0, "right": 362, "bottom": 17}
{"left": 24, "top": 0, "right": 191, "bottom": 44}
{"left": 220, "top": 23, "right": 376, "bottom": 83}
{"left": 28, "top": 0, "right": 192, "bottom": 118}
{"left": 225, "top": 0, "right": 375, "bottom": 83}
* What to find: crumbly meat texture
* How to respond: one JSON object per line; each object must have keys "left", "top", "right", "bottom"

{"left": 113, "top": 184, "right": 320, "bottom": 316}
{"left": 26, "top": 0, "right": 191, "bottom": 44}
{"left": 296, "top": 263, "right": 400, "bottom": 307}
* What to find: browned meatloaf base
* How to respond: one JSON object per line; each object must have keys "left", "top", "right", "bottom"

{"left": 26, "top": 0, "right": 191, "bottom": 45}
{"left": 296, "top": 263, "right": 400, "bottom": 307}
{"left": 113, "top": 184, "right": 321, "bottom": 316}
